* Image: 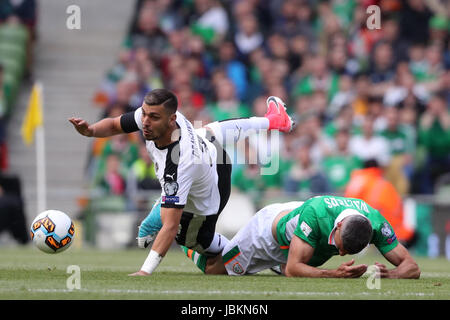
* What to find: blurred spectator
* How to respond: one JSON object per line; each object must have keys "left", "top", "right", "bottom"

{"left": 234, "top": 14, "right": 264, "bottom": 59}
{"left": 272, "top": 0, "right": 303, "bottom": 38}
{"left": 283, "top": 140, "right": 331, "bottom": 194}
{"left": 323, "top": 104, "right": 358, "bottom": 138}
{"left": 292, "top": 55, "right": 340, "bottom": 102}
{"left": 368, "top": 41, "right": 395, "bottom": 93}
{"left": 321, "top": 128, "right": 362, "bottom": 192}
{"left": 301, "top": 112, "right": 334, "bottom": 163}
{"left": 399, "top": 0, "right": 433, "bottom": 46}
{"left": 232, "top": 159, "right": 284, "bottom": 202}
{"left": 95, "top": 153, "right": 127, "bottom": 196}
{"left": 380, "top": 106, "right": 415, "bottom": 195}
{"left": 0, "top": 0, "right": 37, "bottom": 36}
{"left": 0, "top": 172, "right": 28, "bottom": 244}
{"left": 366, "top": 96, "right": 387, "bottom": 132}
{"left": 95, "top": 134, "right": 139, "bottom": 183}
{"left": 208, "top": 78, "right": 251, "bottom": 121}
{"left": 190, "top": 0, "right": 229, "bottom": 46}
{"left": 126, "top": 5, "right": 168, "bottom": 60}
{"left": 354, "top": 72, "right": 375, "bottom": 113}
{"left": 428, "top": 14, "right": 449, "bottom": 46}
{"left": 0, "top": 65, "right": 7, "bottom": 171}
{"left": 87, "top": 104, "right": 129, "bottom": 178}
{"left": 349, "top": 115, "right": 391, "bottom": 167}
{"left": 216, "top": 41, "right": 248, "bottom": 101}
{"left": 417, "top": 93, "right": 450, "bottom": 193}
{"left": 126, "top": 143, "right": 160, "bottom": 210}
{"left": 344, "top": 159, "right": 416, "bottom": 248}
{"left": 376, "top": 15, "right": 409, "bottom": 65}
{"left": 128, "top": 144, "right": 159, "bottom": 191}
{"left": 383, "top": 64, "right": 430, "bottom": 108}
{"left": 327, "top": 74, "right": 355, "bottom": 118}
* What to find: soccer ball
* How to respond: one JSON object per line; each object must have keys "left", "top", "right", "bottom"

{"left": 30, "top": 210, "right": 75, "bottom": 254}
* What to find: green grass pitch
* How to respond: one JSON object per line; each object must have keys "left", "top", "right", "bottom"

{"left": 0, "top": 245, "right": 449, "bottom": 300}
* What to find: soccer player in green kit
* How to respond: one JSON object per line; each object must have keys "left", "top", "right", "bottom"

{"left": 182, "top": 195, "right": 420, "bottom": 278}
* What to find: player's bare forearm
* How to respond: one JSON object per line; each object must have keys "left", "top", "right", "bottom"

{"left": 151, "top": 207, "right": 183, "bottom": 257}
{"left": 285, "top": 236, "right": 367, "bottom": 278}
{"left": 285, "top": 261, "right": 338, "bottom": 278}
{"left": 375, "top": 258, "right": 420, "bottom": 279}
{"left": 150, "top": 223, "right": 178, "bottom": 257}
{"left": 69, "top": 116, "right": 123, "bottom": 138}
{"left": 378, "top": 243, "right": 421, "bottom": 279}
{"left": 285, "top": 259, "right": 367, "bottom": 278}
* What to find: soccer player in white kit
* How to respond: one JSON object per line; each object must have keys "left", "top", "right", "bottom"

{"left": 69, "top": 89, "right": 293, "bottom": 276}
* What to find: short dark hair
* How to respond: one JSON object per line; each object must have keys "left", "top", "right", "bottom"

{"left": 341, "top": 215, "right": 373, "bottom": 254}
{"left": 143, "top": 89, "right": 178, "bottom": 114}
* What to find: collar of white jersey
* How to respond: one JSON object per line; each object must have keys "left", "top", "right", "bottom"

{"left": 328, "top": 209, "right": 368, "bottom": 247}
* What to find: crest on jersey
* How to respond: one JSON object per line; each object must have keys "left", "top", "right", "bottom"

{"left": 381, "top": 222, "right": 392, "bottom": 237}
{"left": 232, "top": 261, "right": 244, "bottom": 274}
{"left": 164, "top": 181, "right": 179, "bottom": 196}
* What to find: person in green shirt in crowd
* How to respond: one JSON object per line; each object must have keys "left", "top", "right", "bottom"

{"left": 94, "top": 133, "right": 139, "bottom": 185}
{"left": 208, "top": 78, "right": 251, "bottom": 121}
{"left": 283, "top": 140, "right": 331, "bottom": 194}
{"left": 232, "top": 163, "right": 281, "bottom": 197}
{"left": 321, "top": 128, "right": 361, "bottom": 192}
{"left": 379, "top": 106, "right": 414, "bottom": 195}
{"left": 292, "top": 55, "right": 340, "bottom": 102}
{"left": 181, "top": 195, "right": 420, "bottom": 278}
{"left": 417, "top": 93, "right": 450, "bottom": 193}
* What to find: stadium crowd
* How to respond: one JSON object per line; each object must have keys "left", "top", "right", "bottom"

{"left": 86, "top": 0, "right": 449, "bottom": 213}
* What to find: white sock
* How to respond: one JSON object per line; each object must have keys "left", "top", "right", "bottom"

{"left": 204, "top": 233, "right": 229, "bottom": 255}
{"left": 205, "top": 117, "right": 269, "bottom": 146}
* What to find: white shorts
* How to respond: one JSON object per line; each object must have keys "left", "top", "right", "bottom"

{"left": 222, "top": 201, "right": 304, "bottom": 275}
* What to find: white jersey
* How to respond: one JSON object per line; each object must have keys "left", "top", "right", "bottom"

{"left": 131, "top": 108, "right": 221, "bottom": 216}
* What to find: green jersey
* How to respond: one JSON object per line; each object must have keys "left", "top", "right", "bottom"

{"left": 276, "top": 196, "right": 399, "bottom": 267}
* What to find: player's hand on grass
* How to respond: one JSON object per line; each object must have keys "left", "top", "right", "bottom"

{"left": 336, "top": 259, "right": 368, "bottom": 278}
{"left": 128, "top": 270, "right": 150, "bottom": 276}
{"left": 68, "top": 117, "right": 94, "bottom": 137}
{"left": 374, "top": 262, "right": 389, "bottom": 278}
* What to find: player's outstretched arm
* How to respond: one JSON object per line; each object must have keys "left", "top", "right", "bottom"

{"left": 285, "top": 236, "right": 368, "bottom": 278}
{"left": 68, "top": 116, "right": 124, "bottom": 138}
{"left": 376, "top": 243, "right": 420, "bottom": 279}
{"left": 129, "top": 207, "right": 183, "bottom": 276}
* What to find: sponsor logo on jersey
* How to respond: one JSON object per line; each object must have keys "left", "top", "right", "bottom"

{"left": 162, "top": 196, "right": 180, "bottom": 204}
{"left": 300, "top": 221, "right": 312, "bottom": 237}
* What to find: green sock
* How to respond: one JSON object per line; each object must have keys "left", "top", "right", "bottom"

{"left": 180, "top": 246, "right": 207, "bottom": 273}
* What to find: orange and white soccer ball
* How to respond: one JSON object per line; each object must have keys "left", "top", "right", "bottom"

{"left": 30, "top": 210, "right": 75, "bottom": 254}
